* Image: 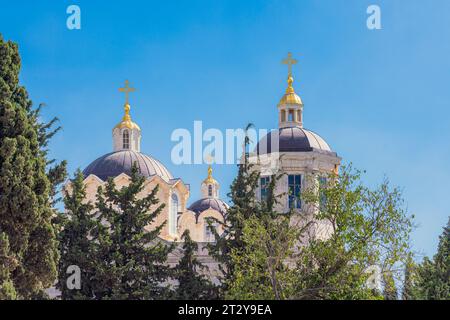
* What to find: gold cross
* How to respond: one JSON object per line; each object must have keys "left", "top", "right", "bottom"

{"left": 282, "top": 52, "right": 298, "bottom": 76}
{"left": 118, "top": 80, "right": 136, "bottom": 104}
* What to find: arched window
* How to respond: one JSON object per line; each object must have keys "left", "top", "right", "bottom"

{"left": 123, "top": 130, "right": 130, "bottom": 149}
{"left": 170, "top": 193, "right": 179, "bottom": 235}
{"left": 280, "top": 110, "right": 286, "bottom": 122}
{"left": 208, "top": 185, "right": 213, "bottom": 197}
{"left": 288, "top": 110, "right": 294, "bottom": 122}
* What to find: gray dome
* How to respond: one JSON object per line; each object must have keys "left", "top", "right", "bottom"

{"left": 256, "top": 126, "right": 335, "bottom": 155}
{"left": 83, "top": 150, "right": 173, "bottom": 182}
{"left": 188, "top": 198, "right": 229, "bottom": 217}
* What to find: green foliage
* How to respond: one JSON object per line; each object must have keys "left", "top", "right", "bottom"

{"left": 226, "top": 213, "right": 298, "bottom": 300}
{"left": 401, "top": 254, "right": 419, "bottom": 300}
{"left": 57, "top": 170, "right": 98, "bottom": 299}
{"left": 296, "top": 165, "right": 412, "bottom": 299}
{"left": 207, "top": 124, "right": 261, "bottom": 297}
{"left": 173, "top": 230, "right": 216, "bottom": 299}
{"left": 222, "top": 162, "right": 413, "bottom": 300}
{"left": 414, "top": 217, "right": 449, "bottom": 300}
{"left": 91, "top": 165, "right": 173, "bottom": 299}
{"left": 0, "top": 33, "right": 66, "bottom": 299}
{"left": 0, "top": 232, "right": 17, "bottom": 299}
{"left": 382, "top": 271, "right": 398, "bottom": 300}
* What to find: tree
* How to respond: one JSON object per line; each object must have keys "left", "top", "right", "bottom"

{"left": 91, "top": 165, "right": 173, "bottom": 299}
{"left": 382, "top": 271, "right": 398, "bottom": 300}
{"left": 0, "top": 34, "right": 66, "bottom": 299}
{"left": 207, "top": 124, "right": 261, "bottom": 297}
{"left": 414, "top": 217, "right": 449, "bottom": 300}
{"left": 224, "top": 169, "right": 304, "bottom": 300}
{"left": 173, "top": 230, "right": 216, "bottom": 300}
{"left": 295, "top": 165, "right": 413, "bottom": 299}
{"left": 225, "top": 212, "right": 299, "bottom": 300}
{"left": 225, "top": 164, "right": 413, "bottom": 300}
{"left": 402, "top": 254, "right": 418, "bottom": 300}
{"left": 57, "top": 170, "right": 98, "bottom": 299}
{"left": 0, "top": 232, "right": 17, "bottom": 299}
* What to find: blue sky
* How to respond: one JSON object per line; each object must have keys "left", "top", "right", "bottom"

{"left": 1, "top": 0, "right": 449, "bottom": 257}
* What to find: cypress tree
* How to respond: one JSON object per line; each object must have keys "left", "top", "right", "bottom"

{"left": 0, "top": 232, "right": 17, "bottom": 299}
{"left": 174, "top": 230, "right": 216, "bottom": 300}
{"left": 0, "top": 34, "right": 66, "bottom": 298}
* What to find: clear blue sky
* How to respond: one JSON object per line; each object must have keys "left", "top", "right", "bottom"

{"left": 1, "top": 0, "right": 449, "bottom": 258}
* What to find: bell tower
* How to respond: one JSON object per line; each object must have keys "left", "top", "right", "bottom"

{"left": 201, "top": 165, "right": 219, "bottom": 199}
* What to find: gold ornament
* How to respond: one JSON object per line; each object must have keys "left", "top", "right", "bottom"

{"left": 114, "top": 80, "right": 140, "bottom": 130}
{"left": 279, "top": 53, "right": 303, "bottom": 106}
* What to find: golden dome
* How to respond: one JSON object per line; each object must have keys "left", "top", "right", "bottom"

{"left": 114, "top": 103, "right": 141, "bottom": 131}
{"left": 279, "top": 75, "right": 303, "bottom": 105}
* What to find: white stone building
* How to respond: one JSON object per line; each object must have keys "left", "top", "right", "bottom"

{"left": 249, "top": 53, "right": 341, "bottom": 240}
{"left": 78, "top": 53, "right": 340, "bottom": 245}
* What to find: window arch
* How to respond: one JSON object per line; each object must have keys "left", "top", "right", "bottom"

{"left": 204, "top": 220, "right": 218, "bottom": 242}
{"left": 122, "top": 130, "right": 130, "bottom": 149}
{"left": 170, "top": 193, "right": 179, "bottom": 235}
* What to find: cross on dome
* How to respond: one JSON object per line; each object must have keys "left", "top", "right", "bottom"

{"left": 282, "top": 52, "right": 298, "bottom": 76}
{"left": 119, "top": 79, "right": 136, "bottom": 105}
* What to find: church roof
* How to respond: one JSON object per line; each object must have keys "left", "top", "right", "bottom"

{"left": 82, "top": 150, "right": 173, "bottom": 182}
{"left": 188, "top": 198, "right": 229, "bottom": 218}
{"left": 256, "top": 126, "right": 336, "bottom": 155}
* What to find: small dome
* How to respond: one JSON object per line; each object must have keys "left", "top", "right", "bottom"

{"left": 188, "top": 198, "right": 229, "bottom": 217}
{"left": 256, "top": 126, "right": 335, "bottom": 155}
{"left": 114, "top": 104, "right": 141, "bottom": 131}
{"left": 83, "top": 150, "right": 173, "bottom": 181}
{"left": 279, "top": 92, "right": 303, "bottom": 105}
{"left": 114, "top": 119, "right": 141, "bottom": 131}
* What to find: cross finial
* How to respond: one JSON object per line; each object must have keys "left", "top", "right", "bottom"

{"left": 118, "top": 80, "right": 136, "bottom": 105}
{"left": 281, "top": 52, "right": 298, "bottom": 76}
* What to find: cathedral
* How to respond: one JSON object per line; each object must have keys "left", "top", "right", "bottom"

{"left": 81, "top": 80, "right": 228, "bottom": 243}
{"left": 77, "top": 53, "right": 340, "bottom": 245}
